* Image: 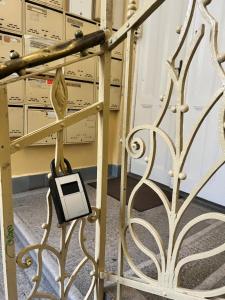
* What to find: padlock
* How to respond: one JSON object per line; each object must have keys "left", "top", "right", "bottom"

{"left": 48, "top": 158, "right": 92, "bottom": 224}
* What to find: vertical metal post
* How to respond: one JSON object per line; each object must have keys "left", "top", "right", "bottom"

{"left": 94, "top": 0, "right": 112, "bottom": 299}
{"left": 0, "top": 85, "right": 18, "bottom": 300}
{"left": 117, "top": 3, "right": 137, "bottom": 298}
{"left": 116, "top": 31, "right": 136, "bottom": 300}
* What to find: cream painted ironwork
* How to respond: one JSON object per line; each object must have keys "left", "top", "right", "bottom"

{"left": 0, "top": 0, "right": 112, "bottom": 299}
{"left": 105, "top": 0, "right": 225, "bottom": 299}
{"left": 0, "top": 0, "right": 225, "bottom": 299}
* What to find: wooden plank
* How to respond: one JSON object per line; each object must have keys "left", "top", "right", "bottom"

{"left": 94, "top": 0, "right": 113, "bottom": 299}
{"left": 0, "top": 85, "right": 18, "bottom": 300}
{"left": 10, "top": 102, "right": 103, "bottom": 154}
{"left": 108, "top": 0, "right": 166, "bottom": 50}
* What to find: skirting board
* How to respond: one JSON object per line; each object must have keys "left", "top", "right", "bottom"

{"left": 12, "top": 165, "right": 121, "bottom": 194}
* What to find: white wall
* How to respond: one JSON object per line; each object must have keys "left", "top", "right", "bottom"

{"left": 131, "top": 0, "right": 225, "bottom": 205}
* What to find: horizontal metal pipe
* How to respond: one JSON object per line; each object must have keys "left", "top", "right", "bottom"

{"left": 0, "top": 51, "right": 103, "bottom": 86}
{"left": 0, "top": 30, "right": 105, "bottom": 80}
{"left": 10, "top": 101, "right": 103, "bottom": 154}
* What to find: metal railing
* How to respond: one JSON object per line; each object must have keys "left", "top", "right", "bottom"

{"left": 1, "top": 0, "right": 225, "bottom": 299}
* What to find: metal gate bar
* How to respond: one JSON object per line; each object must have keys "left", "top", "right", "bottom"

{"left": 110, "top": 0, "right": 225, "bottom": 299}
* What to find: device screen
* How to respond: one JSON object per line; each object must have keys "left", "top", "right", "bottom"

{"left": 61, "top": 181, "right": 80, "bottom": 196}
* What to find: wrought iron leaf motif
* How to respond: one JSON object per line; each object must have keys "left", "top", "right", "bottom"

{"left": 16, "top": 193, "right": 99, "bottom": 299}
{"left": 50, "top": 68, "right": 68, "bottom": 120}
{"left": 123, "top": 0, "right": 225, "bottom": 298}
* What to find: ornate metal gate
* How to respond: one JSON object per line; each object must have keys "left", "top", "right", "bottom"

{"left": 0, "top": 0, "right": 225, "bottom": 299}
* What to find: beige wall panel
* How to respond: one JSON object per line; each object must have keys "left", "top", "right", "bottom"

{"left": 25, "top": 77, "right": 52, "bottom": 106}
{"left": 96, "top": 85, "right": 121, "bottom": 110}
{"left": 11, "top": 143, "right": 98, "bottom": 175}
{"left": 66, "top": 15, "right": 97, "bottom": 53}
{"left": 24, "top": 35, "right": 64, "bottom": 73}
{"left": 66, "top": 112, "right": 96, "bottom": 144}
{"left": 25, "top": 3, "right": 63, "bottom": 41}
{"left": 9, "top": 106, "right": 24, "bottom": 137}
{"left": 31, "top": 0, "right": 63, "bottom": 9}
{"left": 66, "top": 80, "right": 94, "bottom": 109}
{"left": 65, "top": 56, "right": 96, "bottom": 81}
{"left": 26, "top": 107, "right": 57, "bottom": 145}
{"left": 0, "top": 0, "right": 22, "bottom": 33}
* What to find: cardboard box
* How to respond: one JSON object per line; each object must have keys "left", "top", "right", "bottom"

{"left": 0, "top": 0, "right": 22, "bottom": 34}
{"left": 26, "top": 107, "right": 57, "bottom": 145}
{"left": 25, "top": 77, "right": 53, "bottom": 106}
{"left": 9, "top": 106, "right": 24, "bottom": 137}
{"left": 66, "top": 15, "right": 97, "bottom": 53}
{"left": 25, "top": 3, "right": 63, "bottom": 41}
{"left": 24, "top": 35, "right": 64, "bottom": 73}
{"left": 96, "top": 85, "right": 121, "bottom": 110}
{"left": 97, "top": 58, "right": 122, "bottom": 86}
{"left": 66, "top": 80, "right": 94, "bottom": 108}
{"left": 66, "top": 112, "right": 96, "bottom": 144}
{"left": 67, "top": 0, "right": 93, "bottom": 20}
{"left": 65, "top": 55, "right": 96, "bottom": 82}
{"left": 32, "top": 0, "right": 63, "bottom": 10}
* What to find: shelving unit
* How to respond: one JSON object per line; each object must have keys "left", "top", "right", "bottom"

{"left": 0, "top": 0, "right": 124, "bottom": 143}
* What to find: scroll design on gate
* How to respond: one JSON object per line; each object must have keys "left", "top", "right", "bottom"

{"left": 122, "top": 0, "right": 225, "bottom": 298}
{"left": 16, "top": 68, "right": 99, "bottom": 299}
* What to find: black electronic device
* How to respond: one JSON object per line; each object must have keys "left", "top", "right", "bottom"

{"left": 49, "top": 159, "right": 92, "bottom": 224}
